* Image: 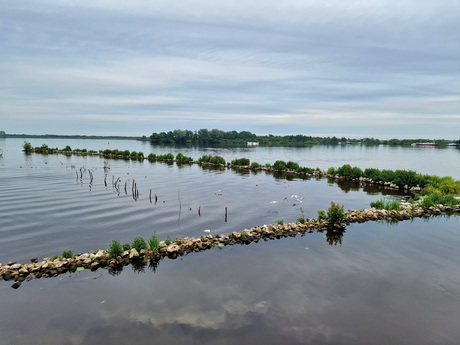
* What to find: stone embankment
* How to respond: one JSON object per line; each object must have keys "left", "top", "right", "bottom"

{"left": 1, "top": 203, "right": 459, "bottom": 289}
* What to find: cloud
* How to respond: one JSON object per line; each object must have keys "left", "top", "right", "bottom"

{"left": 0, "top": 0, "right": 459, "bottom": 138}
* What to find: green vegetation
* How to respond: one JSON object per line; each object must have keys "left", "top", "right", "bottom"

{"left": 61, "top": 250, "right": 74, "bottom": 258}
{"left": 131, "top": 237, "right": 147, "bottom": 252}
{"left": 122, "top": 243, "right": 131, "bottom": 251}
{"left": 275, "top": 219, "right": 284, "bottom": 225}
{"left": 148, "top": 234, "right": 160, "bottom": 252}
{"left": 318, "top": 202, "right": 347, "bottom": 226}
{"left": 108, "top": 240, "right": 123, "bottom": 258}
{"left": 164, "top": 236, "right": 172, "bottom": 245}
{"left": 231, "top": 157, "right": 250, "bottom": 166}
{"left": 175, "top": 153, "right": 193, "bottom": 163}
{"left": 297, "top": 215, "right": 306, "bottom": 224}
{"left": 198, "top": 155, "right": 226, "bottom": 165}
{"left": 23, "top": 141, "right": 33, "bottom": 153}
{"left": 149, "top": 128, "right": 460, "bottom": 147}
{"left": 370, "top": 199, "right": 402, "bottom": 211}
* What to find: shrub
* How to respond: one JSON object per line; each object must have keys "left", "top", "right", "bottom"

{"left": 157, "top": 153, "right": 174, "bottom": 161}
{"left": 108, "top": 240, "right": 123, "bottom": 258}
{"left": 123, "top": 150, "right": 130, "bottom": 157}
{"left": 318, "top": 202, "right": 347, "bottom": 225}
{"left": 147, "top": 153, "right": 157, "bottom": 161}
{"left": 176, "top": 152, "right": 193, "bottom": 163}
{"left": 164, "top": 236, "right": 172, "bottom": 245}
{"left": 130, "top": 151, "right": 138, "bottom": 159}
{"left": 132, "top": 236, "right": 147, "bottom": 252}
{"left": 275, "top": 219, "right": 284, "bottom": 225}
{"left": 63, "top": 145, "right": 72, "bottom": 152}
{"left": 286, "top": 161, "right": 300, "bottom": 171}
{"left": 137, "top": 151, "right": 144, "bottom": 160}
{"left": 231, "top": 157, "right": 250, "bottom": 166}
{"left": 148, "top": 234, "right": 160, "bottom": 252}
{"left": 250, "top": 161, "right": 261, "bottom": 168}
{"left": 273, "top": 160, "right": 287, "bottom": 171}
{"left": 327, "top": 167, "right": 336, "bottom": 175}
{"left": 122, "top": 243, "right": 131, "bottom": 251}
{"left": 62, "top": 250, "right": 73, "bottom": 258}
{"left": 297, "top": 215, "right": 306, "bottom": 224}
{"left": 23, "top": 141, "right": 32, "bottom": 153}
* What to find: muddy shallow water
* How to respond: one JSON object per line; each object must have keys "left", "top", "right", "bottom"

{"left": 0, "top": 139, "right": 459, "bottom": 344}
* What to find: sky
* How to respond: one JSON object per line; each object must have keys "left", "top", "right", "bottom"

{"left": 1, "top": 0, "right": 459, "bottom": 139}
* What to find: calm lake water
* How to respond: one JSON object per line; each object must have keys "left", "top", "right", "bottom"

{"left": 0, "top": 138, "right": 459, "bottom": 345}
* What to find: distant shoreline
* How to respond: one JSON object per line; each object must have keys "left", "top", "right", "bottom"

{"left": 0, "top": 134, "right": 148, "bottom": 141}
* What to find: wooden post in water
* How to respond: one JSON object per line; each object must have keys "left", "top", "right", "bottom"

{"left": 198, "top": 206, "right": 201, "bottom": 216}
{"left": 104, "top": 174, "right": 107, "bottom": 187}
{"left": 225, "top": 207, "right": 228, "bottom": 222}
{"left": 149, "top": 189, "right": 152, "bottom": 203}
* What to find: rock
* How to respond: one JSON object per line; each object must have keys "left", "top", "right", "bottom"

{"left": 11, "top": 281, "right": 21, "bottom": 289}
{"left": 90, "top": 262, "right": 99, "bottom": 271}
{"left": 129, "top": 248, "right": 139, "bottom": 259}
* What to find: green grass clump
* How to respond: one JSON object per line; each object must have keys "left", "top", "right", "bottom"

{"left": 61, "top": 250, "right": 73, "bottom": 259}
{"left": 419, "top": 192, "right": 460, "bottom": 208}
{"left": 148, "top": 234, "right": 160, "bottom": 252}
{"left": 164, "top": 236, "right": 172, "bottom": 245}
{"left": 122, "top": 243, "right": 131, "bottom": 251}
{"left": 370, "top": 199, "right": 402, "bottom": 211}
{"left": 297, "top": 215, "right": 306, "bottom": 224}
{"left": 132, "top": 237, "right": 147, "bottom": 252}
{"left": 108, "top": 240, "right": 123, "bottom": 258}
{"left": 275, "top": 219, "right": 284, "bottom": 225}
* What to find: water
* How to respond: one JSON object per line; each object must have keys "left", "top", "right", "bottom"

{"left": 0, "top": 138, "right": 459, "bottom": 344}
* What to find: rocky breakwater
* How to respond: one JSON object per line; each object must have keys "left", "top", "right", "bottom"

{"left": 2, "top": 204, "right": 459, "bottom": 289}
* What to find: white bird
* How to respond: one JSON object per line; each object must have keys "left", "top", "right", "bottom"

{"left": 203, "top": 229, "right": 211, "bottom": 233}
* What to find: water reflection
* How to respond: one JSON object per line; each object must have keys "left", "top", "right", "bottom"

{"left": 324, "top": 225, "right": 346, "bottom": 246}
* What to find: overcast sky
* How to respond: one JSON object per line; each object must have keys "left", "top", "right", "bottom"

{"left": 1, "top": 0, "right": 459, "bottom": 139}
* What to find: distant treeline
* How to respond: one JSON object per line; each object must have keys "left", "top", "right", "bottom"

{"left": 0, "top": 132, "right": 147, "bottom": 141}
{"left": 149, "top": 129, "right": 460, "bottom": 147}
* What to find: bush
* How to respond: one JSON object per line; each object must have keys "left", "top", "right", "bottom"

{"left": 122, "top": 243, "right": 131, "bottom": 251}
{"left": 231, "top": 157, "right": 250, "bottom": 166}
{"left": 131, "top": 237, "right": 147, "bottom": 252}
{"left": 297, "top": 215, "right": 306, "bottom": 224}
{"left": 23, "top": 141, "right": 32, "bottom": 153}
{"left": 176, "top": 152, "right": 193, "bottom": 163}
{"left": 157, "top": 153, "right": 174, "bottom": 161}
{"left": 130, "top": 151, "right": 138, "bottom": 159}
{"left": 286, "top": 161, "right": 300, "bottom": 171}
{"left": 273, "top": 160, "right": 287, "bottom": 171}
{"left": 318, "top": 202, "right": 347, "bottom": 225}
{"left": 275, "top": 219, "right": 284, "bottom": 225}
{"left": 108, "top": 240, "right": 123, "bottom": 258}
{"left": 250, "top": 161, "right": 262, "bottom": 168}
{"left": 147, "top": 153, "right": 157, "bottom": 161}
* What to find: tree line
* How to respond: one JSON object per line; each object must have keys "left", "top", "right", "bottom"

{"left": 150, "top": 129, "right": 460, "bottom": 147}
